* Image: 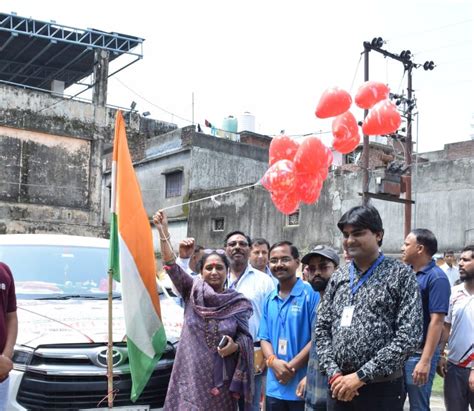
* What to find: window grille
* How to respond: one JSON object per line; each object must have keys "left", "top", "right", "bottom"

{"left": 212, "top": 218, "right": 225, "bottom": 232}
{"left": 286, "top": 210, "right": 300, "bottom": 226}
{"left": 165, "top": 171, "right": 183, "bottom": 198}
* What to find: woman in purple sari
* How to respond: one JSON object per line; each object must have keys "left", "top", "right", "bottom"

{"left": 154, "top": 211, "right": 254, "bottom": 411}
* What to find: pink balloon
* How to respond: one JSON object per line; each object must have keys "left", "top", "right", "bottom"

{"left": 269, "top": 135, "right": 300, "bottom": 166}
{"left": 355, "top": 81, "right": 390, "bottom": 109}
{"left": 293, "top": 136, "right": 326, "bottom": 175}
{"left": 271, "top": 190, "right": 300, "bottom": 215}
{"left": 362, "top": 99, "right": 401, "bottom": 135}
{"left": 261, "top": 159, "right": 296, "bottom": 194}
{"left": 332, "top": 111, "right": 359, "bottom": 141}
{"left": 315, "top": 87, "right": 352, "bottom": 119}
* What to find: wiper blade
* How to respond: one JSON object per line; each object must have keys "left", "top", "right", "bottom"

{"left": 35, "top": 295, "right": 80, "bottom": 300}
{"left": 35, "top": 294, "right": 121, "bottom": 300}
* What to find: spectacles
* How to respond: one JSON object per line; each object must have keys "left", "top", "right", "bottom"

{"left": 203, "top": 249, "right": 227, "bottom": 255}
{"left": 226, "top": 241, "right": 249, "bottom": 248}
{"left": 269, "top": 257, "right": 293, "bottom": 264}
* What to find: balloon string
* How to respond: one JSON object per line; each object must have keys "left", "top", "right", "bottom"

{"left": 159, "top": 181, "right": 261, "bottom": 212}
{"left": 349, "top": 53, "right": 363, "bottom": 93}
{"left": 397, "top": 70, "right": 407, "bottom": 94}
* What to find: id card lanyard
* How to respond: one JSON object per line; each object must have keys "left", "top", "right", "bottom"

{"left": 341, "top": 254, "right": 384, "bottom": 327}
{"left": 349, "top": 253, "right": 385, "bottom": 304}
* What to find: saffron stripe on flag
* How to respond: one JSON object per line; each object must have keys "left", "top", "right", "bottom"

{"left": 109, "top": 111, "right": 166, "bottom": 402}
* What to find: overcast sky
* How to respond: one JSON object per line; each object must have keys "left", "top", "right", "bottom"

{"left": 2, "top": 0, "right": 473, "bottom": 152}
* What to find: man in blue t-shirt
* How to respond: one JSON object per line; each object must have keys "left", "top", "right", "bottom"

{"left": 401, "top": 228, "right": 451, "bottom": 411}
{"left": 259, "top": 241, "right": 319, "bottom": 411}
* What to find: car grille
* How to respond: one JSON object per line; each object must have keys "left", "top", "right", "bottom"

{"left": 16, "top": 343, "right": 175, "bottom": 410}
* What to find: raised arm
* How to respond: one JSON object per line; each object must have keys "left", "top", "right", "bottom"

{"left": 153, "top": 210, "right": 194, "bottom": 300}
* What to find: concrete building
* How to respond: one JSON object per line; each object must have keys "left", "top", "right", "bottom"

{"left": 0, "top": 12, "right": 175, "bottom": 236}
{"left": 101, "top": 125, "right": 272, "bottom": 249}
{"left": 188, "top": 139, "right": 474, "bottom": 255}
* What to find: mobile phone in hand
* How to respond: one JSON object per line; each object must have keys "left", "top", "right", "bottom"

{"left": 218, "top": 336, "right": 229, "bottom": 349}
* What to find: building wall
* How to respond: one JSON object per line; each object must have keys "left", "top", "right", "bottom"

{"left": 0, "top": 84, "right": 175, "bottom": 237}
{"left": 188, "top": 156, "right": 474, "bottom": 254}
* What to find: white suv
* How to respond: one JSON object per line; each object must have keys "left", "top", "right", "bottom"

{"left": 0, "top": 234, "right": 183, "bottom": 411}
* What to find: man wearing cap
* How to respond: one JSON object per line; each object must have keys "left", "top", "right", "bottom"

{"left": 296, "top": 245, "right": 340, "bottom": 411}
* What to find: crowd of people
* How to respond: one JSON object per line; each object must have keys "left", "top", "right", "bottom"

{"left": 154, "top": 204, "right": 474, "bottom": 411}
{"left": 0, "top": 204, "right": 472, "bottom": 411}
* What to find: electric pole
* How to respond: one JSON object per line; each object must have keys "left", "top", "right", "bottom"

{"left": 361, "top": 37, "right": 435, "bottom": 238}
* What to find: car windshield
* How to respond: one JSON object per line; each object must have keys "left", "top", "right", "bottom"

{"left": 0, "top": 244, "right": 119, "bottom": 298}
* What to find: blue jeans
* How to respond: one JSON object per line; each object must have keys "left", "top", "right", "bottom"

{"left": 403, "top": 348, "right": 440, "bottom": 411}
{"left": 0, "top": 377, "right": 9, "bottom": 411}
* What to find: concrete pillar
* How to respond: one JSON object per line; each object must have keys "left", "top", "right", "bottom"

{"left": 92, "top": 50, "right": 109, "bottom": 107}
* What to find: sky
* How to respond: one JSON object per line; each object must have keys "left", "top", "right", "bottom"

{"left": 2, "top": 0, "right": 473, "bottom": 152}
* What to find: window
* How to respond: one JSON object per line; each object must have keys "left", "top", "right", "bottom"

{"left": 165, "top": 171, "right": 183, "bottom": 198}
{"left": 345, "top": 149, "right": 361, "bottom": 165}
{"left": 212, "top": 218, "right": 225, "bottom": 232}
{"left": 286, "top": 210, "right": 300, "bottom": 227}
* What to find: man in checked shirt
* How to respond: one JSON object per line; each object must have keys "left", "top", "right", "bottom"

{"left": 315, "top": 205, "right": 423, "bottom": 411}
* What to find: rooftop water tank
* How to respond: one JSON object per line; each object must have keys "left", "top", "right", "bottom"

{"left": 238, "top": 111, "right": 255, "bottom": 132}
{"left": 222, "top": 115, "right": 238, "bottom": 133}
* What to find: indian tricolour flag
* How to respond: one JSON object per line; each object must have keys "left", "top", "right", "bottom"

{"left": 109, "top": 111, "right": 167, "bottom": 401}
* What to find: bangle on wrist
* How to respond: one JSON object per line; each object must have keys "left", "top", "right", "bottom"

{"left": 329, "top": 372, "right": 342, "bottom": 385}
{"left": 266, "top": 354, "right": 276, "bottom": 367}
{"left": 163, "top": 259, "right": 175, "bottom": 266}
{"left": 160, "top": 233, "right": 170, "bottom": 242}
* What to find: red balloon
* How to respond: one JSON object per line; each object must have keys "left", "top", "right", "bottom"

{"left": 333, "top": 134, "right": 360, "bottom": 154}
{"left": 295, "top": 174, "right": 322, "bottom": 205}
{"left": 318, "top": 166, "right": 329, "bottom": 181}
{"left": 323, "top": 146, "right": 334, "bottom": 169}
{"left": 293, "top": 136, "right": 325, "bottom": 175}
{"left": 362, "top": 99, "right": 401, "bottom": 135}
{"left": 260, "top": 159, "right": 296, "bottom": 194}
{"left": 315, "top": 87, "right": 352, "bottom": 119}
{"left": 355, "top": 81, "right": 390, "bottom": 109}
{"left": 269, "top": 135, "right": 299, "bottom": 166}
{"left": 271, "top": 190, "right": 300, "bottom": 215}
{"left": 332, "top": 111, "right": 359, "bottom": 141}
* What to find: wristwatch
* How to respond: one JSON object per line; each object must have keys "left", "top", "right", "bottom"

{"left": 356, "top": 369, "right": 370, "bottom": 383}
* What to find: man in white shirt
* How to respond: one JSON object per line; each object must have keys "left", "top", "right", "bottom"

{"left": 441, "top": 250, "right": 460, "bottom": 287}
{"left": 437, "top": 245, "right": 474, "bottom": 411}
{"left": 225, "top": 230, "right": 276, "bottom": 411}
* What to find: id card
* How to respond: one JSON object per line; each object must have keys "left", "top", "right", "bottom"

{"left": 340, "top": 306, "right": 355, "bottom": 327}
{"left": 278, "top": 338, "right": 288, "bottom": 356}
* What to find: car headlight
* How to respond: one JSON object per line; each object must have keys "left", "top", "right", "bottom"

{"left": 12, "top": 346, "right": 34, "bottom": 370}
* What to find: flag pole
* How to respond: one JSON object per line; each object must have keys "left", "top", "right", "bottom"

{"left": 107, "top": 268, "right": 114, "bottom": 409}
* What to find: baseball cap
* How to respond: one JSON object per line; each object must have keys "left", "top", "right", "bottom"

{"left": 301, "top": 245, "right": 340, "bottom": 266}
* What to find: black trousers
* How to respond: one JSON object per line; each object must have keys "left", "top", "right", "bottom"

{"left": 266, "top": 396, "right": 306, "bottom": 411}
{"left": 327, "top": 377, "right": 404, "bottom": 411}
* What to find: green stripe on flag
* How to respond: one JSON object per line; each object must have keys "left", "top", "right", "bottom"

{"left": 108, "top": 212, "right": 121, "bottom": 282}
{"left": 127, "top": 326, "right": 167, "bottom": 402}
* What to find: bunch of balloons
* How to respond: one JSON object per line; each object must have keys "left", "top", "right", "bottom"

{"left": 261, "top": 81, "right": 402, "bottom": 214}
{"left": 261, "top": 135, "right": 332, "bottom": 214}
{"left": 315, "top": 82, "right": 401, "bottom": 153}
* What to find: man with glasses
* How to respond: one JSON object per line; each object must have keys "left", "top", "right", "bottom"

{"left": 297, "top": 245, "right": 340, "bottom": 411}
{"left": 225, "top": 231, "right": 276, "bottom": 410}
{"left": 259, "top": 241, "right": 319, "bottom": 411}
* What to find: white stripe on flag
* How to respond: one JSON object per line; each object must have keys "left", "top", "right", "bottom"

{"left": 118, "top": 234, "right": 162, "bottom": 358}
